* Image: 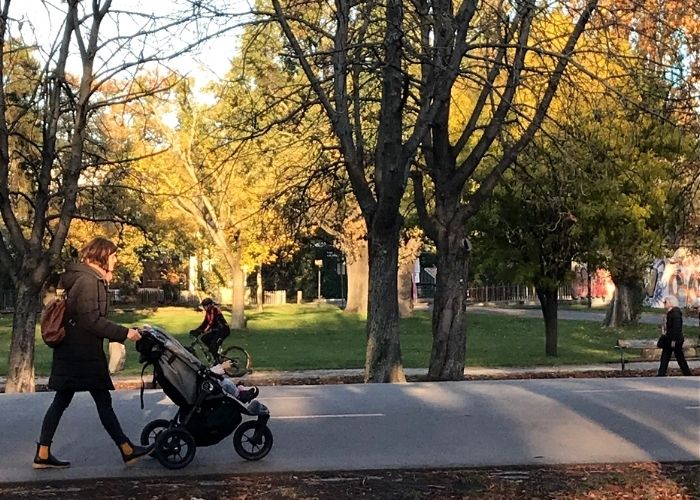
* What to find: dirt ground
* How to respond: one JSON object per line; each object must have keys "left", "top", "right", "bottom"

{"left": 0, "top": 463, "right": 697, "bottom": 499}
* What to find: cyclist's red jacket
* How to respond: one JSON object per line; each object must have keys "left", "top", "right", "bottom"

{"left": 194, "top": 306, "right": 229, "bottom": 334}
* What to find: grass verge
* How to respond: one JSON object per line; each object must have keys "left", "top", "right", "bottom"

{"left": 0, "top": 304, "right": 662, "bottom": 377}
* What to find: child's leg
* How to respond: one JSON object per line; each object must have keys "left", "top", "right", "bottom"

{"left": 220, "top": 379, "right": 240, "bottom": 398}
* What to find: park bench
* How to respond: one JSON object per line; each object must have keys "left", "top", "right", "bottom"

{"left": 614, "top": 338, "right": 699, "bottom": 373}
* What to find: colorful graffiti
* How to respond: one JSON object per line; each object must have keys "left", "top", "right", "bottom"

{"left": 571, "top": 265, "right": 616, "bottom": 301}
{"left": 644, "top": 249, "right": 700, "bottom": 309}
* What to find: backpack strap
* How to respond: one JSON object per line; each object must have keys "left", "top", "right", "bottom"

{"left": 139, "top": 361, "right": 155, "bottom": 410}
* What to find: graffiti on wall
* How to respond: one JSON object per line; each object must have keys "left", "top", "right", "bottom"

{"left": 571, "top": 265, "right": 616, "bottom": 301}
{"left": 644, "top": 248, "right": 700, "bottom": 309}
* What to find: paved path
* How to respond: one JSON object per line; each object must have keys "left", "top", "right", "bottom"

{"left": 466, "top": 305, "right": 667, "bottom": 325}
{"left": 0, "top": 377, "right": 697, "bottom": 483}
{"left": 1, "top": 305, "right": 698, "bottom": 484}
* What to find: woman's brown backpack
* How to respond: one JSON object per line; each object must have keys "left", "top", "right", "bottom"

{"left": 41, "top": 297, "right": 67, "bottom": 347}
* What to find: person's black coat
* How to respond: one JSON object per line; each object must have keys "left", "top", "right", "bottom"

{"left": 665, "top": 306, "right": 684, "bottom": 342}
{"left": 48, "top": 263, "right": 128, "bottom": 391}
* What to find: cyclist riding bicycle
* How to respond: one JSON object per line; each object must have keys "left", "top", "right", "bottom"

{"left": 189, "top": 298, "right": 230, "bottom": 360}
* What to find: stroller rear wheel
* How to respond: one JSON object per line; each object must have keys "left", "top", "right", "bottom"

{"left": 154, "top": 428, "right": 196, "bottom": 469}
{"left": 233, "top": 420, "right": 273, "bottom": 461}
{"left": 140, "top": 418, "right": 170, "bottom": 446}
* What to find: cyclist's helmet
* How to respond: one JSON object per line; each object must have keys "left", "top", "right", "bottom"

{"left": 200, "top": 297, "right": 215, "bottom": 308}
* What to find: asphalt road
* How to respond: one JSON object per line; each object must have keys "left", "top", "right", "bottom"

{"left": 0, "top": 376, "right": 698, "bottom": 483}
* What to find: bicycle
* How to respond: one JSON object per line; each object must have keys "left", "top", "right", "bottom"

{"left": 185, "top": 333, "right": 252, "bottom": 378}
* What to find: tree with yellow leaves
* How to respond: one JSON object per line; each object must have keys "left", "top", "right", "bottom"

{"left": 0, "top": 0, "right": 227, "bottom": 393}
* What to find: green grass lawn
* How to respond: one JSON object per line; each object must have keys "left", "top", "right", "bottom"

{"left": 0, "top": 304, "right": 660, "bottom": 377}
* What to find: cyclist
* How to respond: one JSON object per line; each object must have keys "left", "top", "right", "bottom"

{"left": 189, "top": 298, "right": 230, "bottom": 361}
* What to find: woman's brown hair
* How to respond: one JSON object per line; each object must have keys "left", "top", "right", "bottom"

{"left": 79, "top": 237, "right": 117, "bottom": 268}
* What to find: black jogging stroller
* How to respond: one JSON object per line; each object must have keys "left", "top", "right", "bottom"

{"left": 135, "top": 325, "right": 273, "bottom": 469}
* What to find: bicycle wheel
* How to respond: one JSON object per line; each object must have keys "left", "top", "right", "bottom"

{"left": 220, "top": 345, "right": 251, "bottom": 377}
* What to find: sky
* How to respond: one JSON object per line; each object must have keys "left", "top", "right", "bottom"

{"left": 10, "top": 0, "right": 246, "bottom": 90}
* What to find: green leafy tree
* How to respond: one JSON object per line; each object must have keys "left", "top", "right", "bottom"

{"left": 268, "top": 0, "right": 600, "bottom": 382}
{"left": 410, "top": 4, "right": 598, "bottom": 378}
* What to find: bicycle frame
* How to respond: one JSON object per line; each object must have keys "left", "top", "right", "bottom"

{"left": 185, "top": 334, "right": 251, "bottom": 377}
{"left": 186, "top": 335, "right": 221, "bottom": 366}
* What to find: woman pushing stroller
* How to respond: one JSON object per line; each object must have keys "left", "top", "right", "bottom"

{"left": 34, "top": 237, "right": 153, "bottom": 469}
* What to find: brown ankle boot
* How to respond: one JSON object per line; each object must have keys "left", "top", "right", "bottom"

{"left": 33, "top": 443, "right": 70, "bottom": 469}
{"left": 119, "top": 440, "right": 155, "bottom": 465}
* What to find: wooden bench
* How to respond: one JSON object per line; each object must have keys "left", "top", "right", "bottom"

{"left": 615, "top": 338, "right": 699, "bottom": 373}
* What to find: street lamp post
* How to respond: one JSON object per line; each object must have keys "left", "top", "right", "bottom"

{"left": 314, "top": 259, "right": 323, "bottom": 302}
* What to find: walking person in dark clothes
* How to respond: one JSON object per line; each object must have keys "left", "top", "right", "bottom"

{"left": 33, "top": 237, "right": 153, "bottom": 469}
{"left": 657, "top": 295, "right": 693, "bottom": 377}
{"left": 189, "top": 297, "right": 230, "bottom": 360}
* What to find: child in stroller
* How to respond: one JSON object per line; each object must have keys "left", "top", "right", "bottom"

{"left": 136, "top": 325, "right": 272, "bottom": 469}
{"left": 211, "top": 359, "right": 259, "bottom": 403}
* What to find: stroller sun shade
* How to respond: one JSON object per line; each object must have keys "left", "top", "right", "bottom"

{"left": 137, "top": 326, "right": 206, "bottom": 406}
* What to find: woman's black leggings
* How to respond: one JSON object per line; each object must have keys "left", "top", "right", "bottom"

{"left": 39, "top": 389, "right": 128, "bottom": 446}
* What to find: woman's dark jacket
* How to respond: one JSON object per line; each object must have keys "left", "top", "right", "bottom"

{"left": 665, "top": 306, "right": 684, "bottom": 342}
{"left": 48, "top": 263, "right": 128, "bottom": 391}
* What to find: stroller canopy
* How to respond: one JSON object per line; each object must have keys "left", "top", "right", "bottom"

{"left": 138, "top": 325, "right": 205, "bottom": 406}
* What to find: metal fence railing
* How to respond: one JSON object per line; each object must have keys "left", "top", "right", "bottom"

{"left": 0, "top": 289, "right": 15, "bottom": 311}
{"left": 0, "top": 282, "right": 585, "bottom": 312}
{"left": 466, "top": 283, "right": 576, "bottom": 303}
{"left": 467, "top": 284, "right": 537, "bottom": 303}
{"left": 416, "top": 283, "right": 579, "bottom": 303}
{"left": 105, "top": 288, "right": 201, "bottom": 307}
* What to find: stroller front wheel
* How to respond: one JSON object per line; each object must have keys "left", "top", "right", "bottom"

{"left": 233, "top": 420, "right": 273, "bottom": 461}
{"left": 154, "top": 428, "right": 197, "bottom": 469}
{"left": 140, "top": 418, "right": 171, "bottom": 446}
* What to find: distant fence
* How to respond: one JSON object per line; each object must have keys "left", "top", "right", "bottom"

{"left": 467, "top": 284, "right": 577, "bottom": 303}
{"left": 111, "top": 288, "right": 288, "bottom": 307}
{"left": 262, "top": 290, "right": 286, "bottom": 305}
{"left": 108, "top": 288, "right": 201, "bottom": 307}
{"left": 0, "top": 283, "right": 584, "bottom": 312}
{"left": 0, "top": 288, "right": 285, "bottom": 309}
{"left": 0, "top": 290, "right": 14, "bottom": 311}
{"left": 415, "top": 283, "right": 580, "bottom": 303}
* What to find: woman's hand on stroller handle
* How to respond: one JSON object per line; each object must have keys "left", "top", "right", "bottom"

{"left": 126, "top": 328, "right": 141, "bottom": 342}
{"left": 133, "top": 325, "right": 156, "bottom": 339}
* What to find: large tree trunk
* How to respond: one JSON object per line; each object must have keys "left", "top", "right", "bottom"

{"left": 603, "top": 277, "right": 642, "bottom": 327}
{"left": 5, "top": 279, "right": 42, "bottom": 393}
{"left": 344, "top": 243, "right": 368, "bottom": 315}
{"left": 428, "top": 223, "right": 469, "bottom": 380}
{"left": 365, "top": 222, "right": 405, "bottom": 383}
{"left": 536, "top": 284, "right": 559, "bottom": 357}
